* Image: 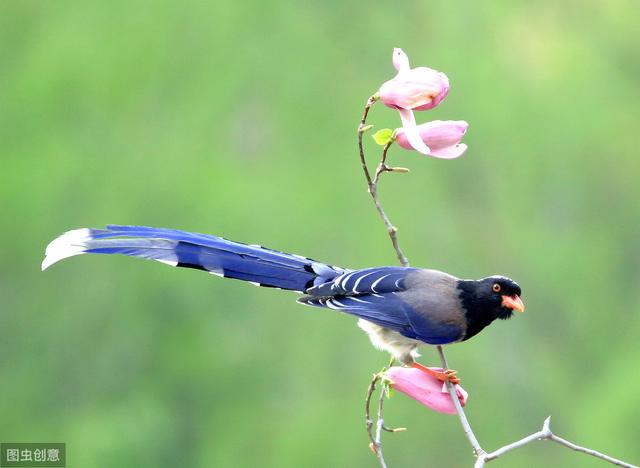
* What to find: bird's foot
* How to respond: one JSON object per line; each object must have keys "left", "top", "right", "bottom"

{"left": 411, "top": 362, "right": 461, "bottom": 385}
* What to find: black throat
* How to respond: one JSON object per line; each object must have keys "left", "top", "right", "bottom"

{"left": 456, "top": 280, "right": 504, "bottom": 341}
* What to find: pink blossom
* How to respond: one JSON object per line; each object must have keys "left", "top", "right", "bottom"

{"left": 395, "top": 120, "right": 469, "bottom": 159}
{"left": 378, "top": 48, "right": 450, "bottom": 155}
{"left": 385, "top": 366, "right": 468, "bottom": 414}
{"left": 379, "top": 56, "right": 449, "bottom": 111}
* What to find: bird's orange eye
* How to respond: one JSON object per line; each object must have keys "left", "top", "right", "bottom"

{"left": 492, "top": 283, "right": 501, "bottom": 293}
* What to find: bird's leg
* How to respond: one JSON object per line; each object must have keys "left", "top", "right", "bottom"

{"left": 412, "top": 361, "right": 460, "bottom": 385}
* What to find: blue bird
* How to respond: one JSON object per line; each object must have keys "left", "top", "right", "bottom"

{"left": 42, "top": 225, "right": 524, "bottom": 383}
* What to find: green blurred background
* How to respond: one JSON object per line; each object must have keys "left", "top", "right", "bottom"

{"left": 1, "top": 1, "right": 639, "bottom": 467}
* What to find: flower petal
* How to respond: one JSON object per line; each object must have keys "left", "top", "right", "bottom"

{"left": 392, "top": 48, "right": 410, "bottom": 72}
{"left": 412, "top": 70, "right": 449, "bottom": 110}
{"left": 395, "top": 120, "right": 468, "bottom": 158}
{"left": 386, "top": 366, "right": 468, "bottom": 414}
{"left": 379, "top": 62, "right": 450, "bottom": 111}
{"left": 398, "top": 109, "right": 431, "bottom": 155}
{"left": 429, "top": 143, "right": 468, "bottom": 159}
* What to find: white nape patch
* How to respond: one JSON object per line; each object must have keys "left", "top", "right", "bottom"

{"left": 41, "top": 228, "right": 92, "bottom": 271}
{"left": 291, "top": 253, "right": 308, "bottom": 260}
{"left": 248, "top": 281, "right": 261, "bottom": 287}
{"left": 156, "top": 259, "right": 178, "bottom": 267}
{"left": 249, "top": 244, "right": 262, "bottom": 248}
{"left": 209, "top": 271, "right": 225, "bottom": 278}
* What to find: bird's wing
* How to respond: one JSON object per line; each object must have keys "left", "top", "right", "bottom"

{"left": 299, "top": 267, "right": 463, "bottom": 344}
{"left": 304, "top": 267, "right": 414, "bottom": 297}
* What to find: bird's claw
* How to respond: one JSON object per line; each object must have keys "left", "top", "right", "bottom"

{"left": 441, "top": 369, "right": 460, "bottom": 385}
{"left": 430, "top": 368, "right": 460, "bottom": 384}
{"left": 411, "top": 362, "right": 461, "bottom": 384}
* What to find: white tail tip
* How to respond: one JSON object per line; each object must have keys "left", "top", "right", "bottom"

{"left": 41, "top": 228, "right": 93, "bottom": 271}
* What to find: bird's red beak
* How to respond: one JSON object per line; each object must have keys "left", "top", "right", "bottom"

{"left": 501, "top": 294, "right": 525, "bottom": 313}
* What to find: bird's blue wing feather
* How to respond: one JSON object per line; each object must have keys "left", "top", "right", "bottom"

{"left": 305, "top": 267, "right": 418, "bottom": 297}
{"left": 300, "top": 267, "right": 464, "bottom": 344}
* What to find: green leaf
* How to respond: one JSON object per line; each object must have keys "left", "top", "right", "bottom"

{"left": 372, "top": 128, "right": 393, "bottom": 146}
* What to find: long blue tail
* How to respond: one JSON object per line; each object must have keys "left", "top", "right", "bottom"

{"left": 42, "top": 225, "right": 347, "bottom": 292}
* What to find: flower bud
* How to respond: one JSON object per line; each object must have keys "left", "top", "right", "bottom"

{"left": 385, "top": 366, "right": 468, "bottom": 414}
{"left": 379, "top": 68, "right": 449, "bottom": 111}
{"left": 395, "top": 120, "right": 469, "bottom": 159}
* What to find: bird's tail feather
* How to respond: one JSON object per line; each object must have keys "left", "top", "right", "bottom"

{"left": 42, "top": 225, "right": 347, "bottom": 292}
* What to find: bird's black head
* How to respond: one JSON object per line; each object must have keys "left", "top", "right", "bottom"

{"left": 457, "top": 275, "right": 524, "bottom": 341}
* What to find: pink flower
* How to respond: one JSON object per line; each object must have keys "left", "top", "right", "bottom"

{"left": 385, "top": 366, "right": 468, "bottom": 414}
{"left": 378, "top": 48, "right": 450, "bottom": 155}
{"left": 379, "top": 51, "right": 449, "bottom": 111}
{"left": 395, "top": 120, "right": 469, "bottom": 159}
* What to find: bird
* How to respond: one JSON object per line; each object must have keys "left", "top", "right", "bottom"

{"left": 42, "top": 225, "right": 524, "bottom": 384}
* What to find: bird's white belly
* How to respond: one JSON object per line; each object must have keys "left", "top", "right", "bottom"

{"left": 357, "top": 319, "right": 421, "bottom": 364}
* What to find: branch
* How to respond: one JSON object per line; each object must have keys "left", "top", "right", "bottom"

{"left": 375, "top": 380, "right": 387, "bottom": 462}
{"left": 435, "top": 345, "right": 485, "bottom": 457}
{"left": 364, "top": 372, "right": 388, "bottom": 468}
{"left": 357, "top": 94, "right": 378, "bottom": 187}
{"left": 357, "top": 96, "right": 409, "bottom": 268}
{"left": 474, "top": 417, "right": 638, "bottom": 468}
{"left": 365, "top": 363, "right": 406, "bottom": 468}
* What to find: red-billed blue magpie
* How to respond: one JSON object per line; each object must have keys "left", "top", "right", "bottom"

{"left": 42, "top": 225, "right": 524, "bottom": 383}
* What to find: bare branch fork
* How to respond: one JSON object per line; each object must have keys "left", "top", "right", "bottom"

{"left": 357, "top": 94, "right": 638, "bottom": 468}
{"left": 474, "top": 417, "right": 637, "bottom": 468}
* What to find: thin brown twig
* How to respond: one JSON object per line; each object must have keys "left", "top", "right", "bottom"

{"left": 382, "top": 423, "right": 406, "bottom": 434}
{"left": 375, "top": 380, "right": 387, "bottom": 460}
{"left": 371, "top": 139, "right": 394, "bottom": 186}
{"left": 365, "top": 357, "right": 404, "bottom": 468}
{"left": 364, "top": 372, "right": 387, "bottom": 468}
{"left": 358, "top": 97, "right": 409, "bottom": 268}
{"left": 357, "top": 94, "right": 379, "bottom": 187}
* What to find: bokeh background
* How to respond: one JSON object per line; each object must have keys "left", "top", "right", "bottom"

{"left": 1, "top": 1, "right": 639, "bottom": 467}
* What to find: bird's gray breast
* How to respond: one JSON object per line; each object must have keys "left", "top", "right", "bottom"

{"left": 396, "top": 269, "right": 467, "bottom": 341}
